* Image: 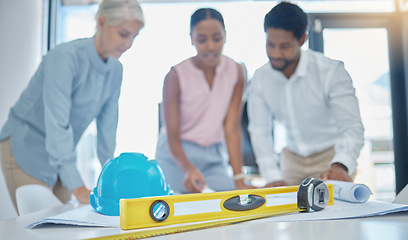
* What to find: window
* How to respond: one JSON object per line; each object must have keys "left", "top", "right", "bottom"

{"left": 57, "top": 1, "right": 276, "bottom": 188}
{"left": 323, "top": 28, "right": 394, "bottom": 201}
{"left": 54, "top": 1, "right": 398, "bottom": 197}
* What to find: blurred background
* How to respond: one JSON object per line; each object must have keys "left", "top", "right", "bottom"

{"left": 1, "top": 0, "right": 408, "bottom": 220}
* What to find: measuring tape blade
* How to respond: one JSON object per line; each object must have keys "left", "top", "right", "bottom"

{"left": 120, "top": 182, "right": 333, "bottom": 230}
{"left": 87, "top": 208, "right": 301, "bottom": 240}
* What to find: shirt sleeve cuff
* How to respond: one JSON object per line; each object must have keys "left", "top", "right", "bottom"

{"left": 58, "top": 161, "right": 85, "bottom": 192}
{"left": 256, "top": 157, "right": 283, "bottom": 183}
{"left": 331, "top": 153, "right": 357, "bottom": 175}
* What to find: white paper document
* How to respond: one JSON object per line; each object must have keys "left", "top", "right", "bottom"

{"left": 327, "top": 180, "right": 372, "bottom": 203}
{"left": 256, "top": 199, "right": 408, "bottom": 222}
{"left": 26, "top": 205, "right": 120, "bottom": 229}
{"left": 27, "top": 199, "right": 408, "bottom": 229}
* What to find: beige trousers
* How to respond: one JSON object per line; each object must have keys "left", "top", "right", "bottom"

{"left": 0, "top": 138, "right": 71, "bottom": 212}
{"left": 280, "top": 147, "right": 335, "bottom": 185}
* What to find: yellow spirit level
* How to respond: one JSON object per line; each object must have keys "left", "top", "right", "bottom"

{"left": 86, "top": 178, "right": 333, "bottom": 240}
{"left": 120, "top": 178, "right": 333, "bottom": 230}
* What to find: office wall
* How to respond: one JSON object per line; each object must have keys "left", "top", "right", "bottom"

{"left": 0, "top": 0, "right": 43, "bottom": 220}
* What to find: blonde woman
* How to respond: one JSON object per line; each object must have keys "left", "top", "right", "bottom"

{"left": 0, "top": 0, "right": 144, "bottom": 210}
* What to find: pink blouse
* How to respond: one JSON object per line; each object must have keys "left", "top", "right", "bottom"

{"left": 173, "top": 55, "right": 239, "bottom": 146}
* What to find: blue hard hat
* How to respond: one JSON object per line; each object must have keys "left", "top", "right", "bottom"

{"left": 90, "top": 152, "right": 173, "bottom": 216}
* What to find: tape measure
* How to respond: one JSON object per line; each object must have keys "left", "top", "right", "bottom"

{"left": 87, "top": 209, "right": 303, "bottom": 240}
{"left": 86, "top": 178, "right": 333, "bottom": 240}
{"left": 298, "top": 178, "right": 330, "bottom": 212}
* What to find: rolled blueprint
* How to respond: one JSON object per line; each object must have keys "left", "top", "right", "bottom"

{"left": 326, "top": 180, "right": 372, "bottom": 203}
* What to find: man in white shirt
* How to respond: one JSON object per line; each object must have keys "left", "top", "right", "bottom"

{"left": 247, "top": 1, "right": 364, "bottom": 187}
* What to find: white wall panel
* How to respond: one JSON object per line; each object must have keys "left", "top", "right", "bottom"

{"left": 0, "top": 0, "right": 43, "bottom": 220}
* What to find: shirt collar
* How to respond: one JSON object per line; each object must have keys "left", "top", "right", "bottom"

{"left": 293, "top": 49, "right": 308, "bottom": 78}
{"left": 87, "top": 37, "right": 112, "bottom": 73}
{"left": 266, "top": 50, "right": 308, "bottom": 80}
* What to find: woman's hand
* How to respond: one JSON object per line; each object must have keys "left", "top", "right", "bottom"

{"left": 184, "top": 167, "right": 206, "bottom": 193}
{"left": 72, "top": 186, "right": 91, "bottom": 203}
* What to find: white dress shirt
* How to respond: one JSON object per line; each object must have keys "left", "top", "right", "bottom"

{"left": 248, "top": 49, "right": 364, "bottom": 183}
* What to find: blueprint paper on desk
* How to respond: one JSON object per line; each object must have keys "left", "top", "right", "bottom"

{"left": 26, "top": 181, "right": 407, "bottom": 229}
{"left": 327, "top": 180, "right": 372, "bottom": 203}
{"left": 26, "top": 205, "right": 120, "bottom": 229}
{"left": 256, "top": 199, "right": 408, "bottom": 222}
{"left": 27, "top": 200, "right": 408, "bottom": 229}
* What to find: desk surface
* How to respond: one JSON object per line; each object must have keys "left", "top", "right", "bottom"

{"left": 1, "top": 204, "right": 408, "bottom": 240}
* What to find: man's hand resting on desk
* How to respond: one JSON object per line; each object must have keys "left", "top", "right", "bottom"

{"left": 72, "top": 186, "right": 91, "bottom": 203}
{"left": 320, "top": 163, "right": 352, "bottom": 182}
